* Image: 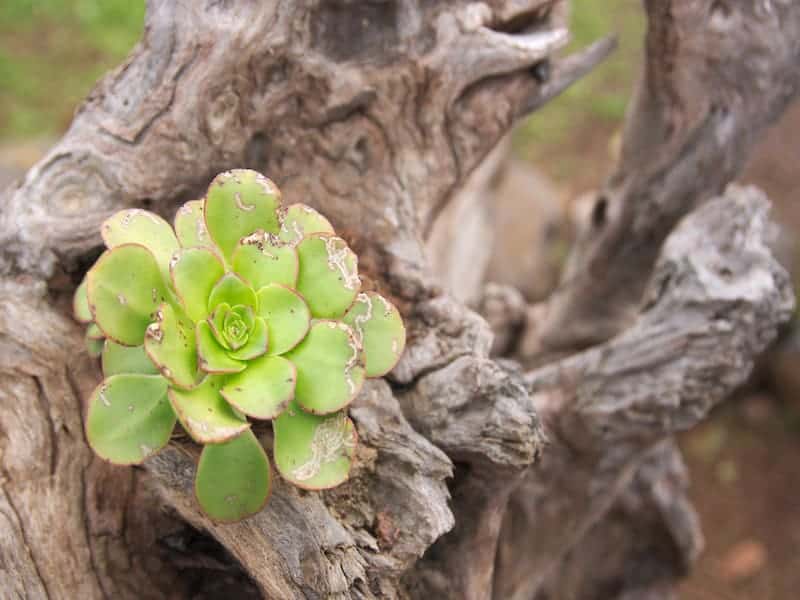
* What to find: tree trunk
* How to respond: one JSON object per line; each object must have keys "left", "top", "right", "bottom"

{"left": 0, "top": 1, "right": 796, "bottom": 599}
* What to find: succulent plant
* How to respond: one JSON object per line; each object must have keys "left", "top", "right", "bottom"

{"left": 73, "top": 169, "right": 405, "bottom": 522}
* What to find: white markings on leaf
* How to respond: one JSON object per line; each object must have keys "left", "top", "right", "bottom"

{"left": 377, "top": 294, "right": 392, "bottom": 317}
{"left": 254, "top": 172, "right": 278, "bottom": 196}
{"left": 185, "top": 416, "right": 243, "bottom": 441}
{"left": 146, "top": 322, "right": 163, "bottom": 343}
{"left": 147, "top": 309, "right": 164, "bottom": 343}
{"left": 117, "top": 293, "right": 127, "bottom": 305}
{"left": 292, "top": 412, "right": 355, "bottom": 481}
{"left": 227, "top": 172, "right": 242, "bottom": 185}
{"left": 99, "top": 386, "right": 111, "bottom": 407}
{"left": 120, "top": 209, "right": 161, "bottom": 229}
{"left": 234, "top": 191, "right": 256, "bottom": 212}
{"left": 242, "top": 230, "right": 265, "bottom": 246}
{"left": 196, "top": 219, "right": 207, "bottom": 240}
{"left": 277, "top": 205, "right": 289, "bottom": 232}
{"left": 341, "top": 324, "right": 360, "bottom": 396}
{"left": 292, "top": 221, "right": 303, "bottom": 242}
{"left": 324, "top": 237, "right": 359, "bottom": 290}
{"left": 242, "top": 229, "right": 282, "bottom": 257}
{"left": 186, "top": 417, "right": 211, "bottom": 434}
{"left": 349, "top": 293, "right": 372, "bottom": 350}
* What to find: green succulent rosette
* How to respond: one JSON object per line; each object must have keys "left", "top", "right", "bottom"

{"left": 74, "top": 169, "right": 405, "bottom": 522}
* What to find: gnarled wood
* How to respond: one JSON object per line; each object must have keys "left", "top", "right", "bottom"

{"left": 530, "top": 0, "right": 800, "bottom": 354}
{"left": 0, "top": 1, "right": 582, "bottom": 597}
{"left": 148, "top": 380, "right": 453, "bottom": 599}
{"left": 495, "top": 186, "right": 793, "bottom": 598}
{"left": 0, "top": 1, "right": 796, "bottom": 599}
{"left": 536, "top": 440, "right": 702, "bottom": 600}
{"left": 493, "top": 2, "right": 800, "bottom": 597}
{"left": 0, "top": 280, "right": 188, "bottom": 598}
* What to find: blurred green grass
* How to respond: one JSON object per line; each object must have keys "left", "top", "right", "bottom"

{"left": 513, "top": 0, "right": 644, "bottom": 186}
{"left": 0, "top": 0, "right": 145, "bottom": 139}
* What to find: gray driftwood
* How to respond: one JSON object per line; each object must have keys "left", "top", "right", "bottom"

{"left": 0, "top": 1, "right": 796, "bottom": 599}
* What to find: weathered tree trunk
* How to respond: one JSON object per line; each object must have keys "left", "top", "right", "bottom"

{"left": 0, "top": 1, "right": 796, "bottom": 599}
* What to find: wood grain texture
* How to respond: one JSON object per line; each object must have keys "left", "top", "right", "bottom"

{"left": 0, "top": 1, "right": 578, "bottom": 597}
{"left": 530, "top": 0, "right": 800, "bottom": 353}
{"left": 0, "top": 0, "right": 795, "bottom": 598}
{"left": 496, "top": 187, "right": 793, "bottom": 599}
{"left": 498, "top": 2, "right": 800, "bottom": 596}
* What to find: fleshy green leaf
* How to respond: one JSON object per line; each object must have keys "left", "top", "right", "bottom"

{"left": 86, "top": 322, "right": 104, "bottom": 340}
{"left": 274, "top": 402, "right": 356, "bottom": 489}
{"left": 204, "top": 169, "right": 281, "bottom": 261}
{"left": 228, "top": 316, "right": 268, "bottom": 361}
{"left": 174, "top": 200, "right": 212, "bottom": 249}
{"left": 223, "top": 305, "right": 254, "bottom": 350}
{"left": 168, "top": 375, "right": 249, "bottom": 444}
{"left": 284, "top": 321, "right": 364, "bottom": 414}
{"left": 256, "top": 284, "right": 310, "bottom": 355}
{"left": 278, "top": 203, "right": 335, "bottom": 244}
{"left": 208, "top": 303, "right": 232, "bottom": 350}
{"left": 101, "top": 209, "right": 179, "bottom": 280}
{"left": 207, "top": 273, "right": 257, "bottom": 313}
{"left": 220, "top": 355, "right": 295, "bottom": 419}
{"left": 87, "top": 244, "right": 167, "bottom": 346}
{"left": 86, "top": 374, "right": 175, "bottom": 465}
{"left": 73, "top": 278, "right": 92, "bottom": 323}
{"left": 295, "top": 235, "right": 360, "bottom": 318}
{"left": 232, "top": 232, "right": 298, "bottom": 289}
{"left": 171, "top": 247, "right": 225, "bottom": 322}
{"left": 144, "top": 303, "right": 198, "bottom": 389}
{"left": 102, "top": 340, "right": 159, "bottom": 376}
{"left": 195, "top": 429, "right": 271, "bottom": 522}
{"left": 196, "top": 321, "right": 246, "bottom": 374}
{"left": 342, "top": 292, "right": 406, "bottom": 377}
{"left": 86, "top": 335, "right": 104, "bottom": 358}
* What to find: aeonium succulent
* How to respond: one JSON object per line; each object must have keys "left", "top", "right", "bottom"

{"left": 73, "top": 169, "right": 405, "bottom": 522}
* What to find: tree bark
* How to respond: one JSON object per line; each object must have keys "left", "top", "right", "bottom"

{"left": 0, "top": 1, "right": 796, "bottom": 599}
{"left": 529, "top": 0, "right": 800, "bottom": 354}
{"left": 495, "top": 186, "right": 793, "bottom": 599}
{"left": 492, "top": 2, "right": 800, "bottom": 597}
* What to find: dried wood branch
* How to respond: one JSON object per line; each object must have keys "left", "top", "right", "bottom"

{"left": 0, "top": 1, "right": 795, "bottom": 599}
{"left": 536, "top": 440, "right": 702, "bottom": 600}
{"left": 498, "top": 3, "right": 800, "bottom": 597}
{"left": 495, "top": 186, "right": 794, "bottom": 599}
{"left": 530, "top": 0, "right": 800, "bottom": 354}
{"left": 0, "top": 1, "right": 586, "bottom": 597}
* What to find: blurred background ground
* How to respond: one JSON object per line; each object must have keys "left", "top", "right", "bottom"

{"left": 1, "top": 2, "right": 798, "bottom": 598}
